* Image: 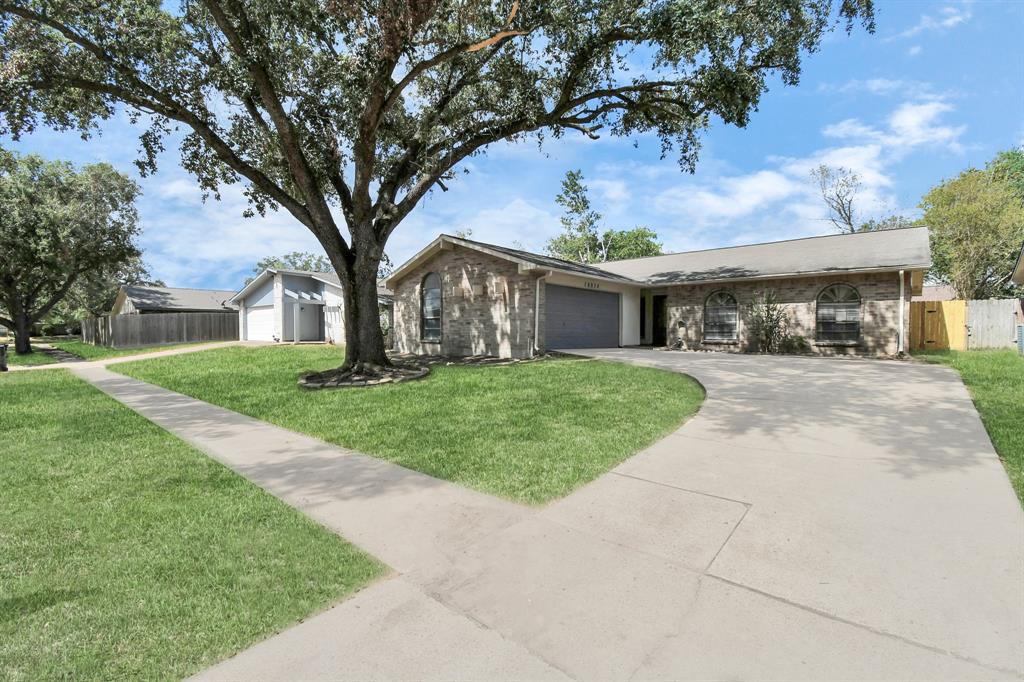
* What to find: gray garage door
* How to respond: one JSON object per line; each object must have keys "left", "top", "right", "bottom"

{"left": 545, "top": 284, "right": 620, "bottom": 349}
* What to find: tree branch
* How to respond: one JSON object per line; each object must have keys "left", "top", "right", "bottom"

{"left": 201, "top": 0, "right": 340, "bottom": 238}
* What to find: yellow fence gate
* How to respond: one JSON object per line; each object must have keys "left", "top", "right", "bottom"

{"left": 909, "top": 300, "right": 967, "bottom": 351}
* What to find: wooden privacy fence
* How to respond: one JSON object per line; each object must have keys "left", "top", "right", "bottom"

{"left": 81, "top": 312, "right": 238, "bottom": 349}
{"left": 910, "top": 299, "right": 1021, "bottom": 351}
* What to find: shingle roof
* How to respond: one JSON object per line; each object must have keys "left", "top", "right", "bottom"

{"left": 593, "top": 227, "right": 932, "bottom": 285}
{"left": 123, "top": 285, "right": 237, "bottom": 312}
{"left": 442, "top": 236, "right": 639, "bottom": 283}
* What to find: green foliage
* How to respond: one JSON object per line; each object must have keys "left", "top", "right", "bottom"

{"left": 989, "top": 148, "right": 1024, "bottom": 202}
{"left": 747, "top": 290, "right": 789, "bottom": 353}
{"left": 115, "top": 346, "right": 704, "bottom": 504}
{"left": 247, "top": 251, "right": 334, "bottom": 284}
{"left": 858, "top": 214, "right": 915, "bottom": 232}
{"left": 0, "top": 148, "right": 141, "bottom": 352}
{"left": 549, "top": 169, "right": 603, "bottom": 263}
{"left": 601, "top": 226, "right": 664, "bottom": 260}
{"left": 0, "top": 0, "right": 874, "bottom": 362}
{"left": 780, "top": 334, "right": 811, "bottom": 354}
{"left": 48, "top": 257, "right": 162, "bottom": 333}
{"left": 921, "top": 165, "right": 1024, "bottom": 299}
{"left": 1, "top": 369, "right": 384, "bottom": 679}
{"left": 547, "top": 170, "right": 662, "bottom": 263}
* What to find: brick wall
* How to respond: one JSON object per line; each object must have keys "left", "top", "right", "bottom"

{"left": 664, "top": 271, "right": 911, "bottom": 356}
{"left": 392, "top": 245, "right": 541, "bottom": 358}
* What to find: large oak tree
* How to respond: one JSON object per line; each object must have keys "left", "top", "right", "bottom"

{"left": 0, "top": 149, "right": 141, "bottom": 353}
{"left": 0, "top": 0, "right": 874, "bottom": 369}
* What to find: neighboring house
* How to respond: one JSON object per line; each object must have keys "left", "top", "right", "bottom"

{"left": 110, "top": 285, "right": 237, "bottom": 315}
{"left": 913, "top": 284, "right": 958, "bottom": 302}
{"left": 384, "top": 227, "right": 931, "bottom": 359}
{"left": 231, "top": 268, "right": 393, "bottom": 343}
{"left": 1012, "top": 241, "right": 1024, "bottom": 287}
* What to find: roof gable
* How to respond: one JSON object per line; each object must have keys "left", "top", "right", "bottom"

{"left": 385, "top": 234, "right": 640, "bottom": 288}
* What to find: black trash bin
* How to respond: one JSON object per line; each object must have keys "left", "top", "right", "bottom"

{"left": 0, "top": 343, "right": 7, "bottom": 372}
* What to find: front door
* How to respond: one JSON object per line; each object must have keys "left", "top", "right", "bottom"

{"left": 652, "top": 295, "right": 667, "bottom": 346}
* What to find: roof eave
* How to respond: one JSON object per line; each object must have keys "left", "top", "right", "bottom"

{"left": 385, "top": 234, "right": 644, "bottom": 288}
{"left": 642, "top": 262, "right": 932, "bottom": 288}
{"left": 230, "top": 269, "right": 276, "bottom": 303}
{"left": 1012, "top": 242, "right": 1024, "bottom": 286}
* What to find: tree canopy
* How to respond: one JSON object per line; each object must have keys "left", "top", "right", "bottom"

{"left": 247, "top": 251, "right": 333, "bottom": 284}
{"left": 0, "top": 148, "right": 141, "bottom": 352}
{"left": 922, "top": 163, "right": 1024, "bottom": 300}
{"left": 47, "top": 257, "right": 162, "bottom": 333}
{"left": 0, "top": 0, "right": 874, "bottom": 367}
{"left": 547, "top": 169, "right": 662, "bottom": 263}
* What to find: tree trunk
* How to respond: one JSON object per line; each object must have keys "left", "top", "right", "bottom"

{"left": 328, "top": 236, "right": 389, "bottom": 370}
{"left": 13, "top": 312, "right": 31, "bottom": 354}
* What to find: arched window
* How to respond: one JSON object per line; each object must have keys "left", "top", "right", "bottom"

{"left": 703, "top": 291, "right": 738, "bottom": 341}
{"left": 816, "top": 284, "right": 861, "bottom": 342}
{"left": 421, "top": 272, "right": 442, "bottom": 342}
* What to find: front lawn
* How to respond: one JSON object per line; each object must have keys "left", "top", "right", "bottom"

{"left": 115, "top": 346, "right": 704, "bottom": 504}
{"left": 4, "top": 348, "right": 58, "bottom": 366}
{"left": 2, "top": 339, "right": 221, "bottom": 367}
{"left": 0, "top": 370, "right": 385, "bottom": 681}
{"left": 915, "top": 350, "right": 1024, "bottom": 506}
{"left": 46, "top": 339, "right": 213, "bottom": 360}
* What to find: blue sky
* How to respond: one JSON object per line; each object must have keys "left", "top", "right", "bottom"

{"left": 5, "top": 1, "right": 1022, "bottom": 290}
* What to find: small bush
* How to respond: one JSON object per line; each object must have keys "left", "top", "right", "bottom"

{"left": 748, "top": 290, "right": 788, "bottom": 353}
{"left": 780, "top": 334, "right": 811, "bottom": 354}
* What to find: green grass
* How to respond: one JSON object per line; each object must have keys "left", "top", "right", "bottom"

{"left": 4, "top": 349, "right": 58, "bottom": 366}
{"left": 0, "top": 369, "right": 385, "bottom": 681}
{"left": 2, "top": 339, "right": 218, "bottom": 366}
{"left": 915, "top": 350, "right": 1024, "bottom": 505}
{"left": 115, "top": 346, "right": 704, "bottom": 504}
{"left": 47, "top": 339, "right": 215, "bottom": 360}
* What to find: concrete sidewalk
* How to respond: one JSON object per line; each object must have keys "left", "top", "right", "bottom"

{"left": 73, "top": 352, "right": 1023, "bottom": 681}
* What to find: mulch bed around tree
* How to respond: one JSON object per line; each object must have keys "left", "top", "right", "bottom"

{"left": 298, "top": 352, "right": 558, "bottom": 389}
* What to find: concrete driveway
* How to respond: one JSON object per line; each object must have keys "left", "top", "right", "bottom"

{"left": 95, "top": 349, "right": 1021, "bottom": 680}
{"left": 548, "top": 348, "right": 1023, "bottom": 679}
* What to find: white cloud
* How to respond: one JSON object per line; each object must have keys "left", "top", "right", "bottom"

{"left": 819, "top": 100, "right": 966, "bottom": 156}
{"left": 138, "top": 171, "right": 327, "bottom": 289}
{"left": 650, "top": 98, "right": 967, "bottom": 238}
{"left": 907, "top": 45, "right": 923, "bottom": 57}
{"left": 890, "top": 4, "right": 972, "bottom": 40}
{"left": 656, "top": 170, "right": 800, "bottom": 224}
{"left": 825, "top": 78, "right": 946, "bottom": 101}
{"left": 448, "top": 198, "right": 562, "bottom": 252}
{"left": 590, "top": 178, "right": 631, "bottom": 204}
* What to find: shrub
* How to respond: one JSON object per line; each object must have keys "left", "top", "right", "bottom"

{"left": 748, "top": 290, "right": 789, "bottom": 353}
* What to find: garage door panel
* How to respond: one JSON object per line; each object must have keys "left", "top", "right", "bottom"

{"left": 546, "top": 285, "right": 619, "bottom": 349}
{"left": 245, "top": 305, "right": 275, "bottom": 341}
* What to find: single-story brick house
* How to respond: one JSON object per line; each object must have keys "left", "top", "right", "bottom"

{"left": 231, "top": 268, "right": 392, "bottom": 343}
{"left": 384, "top": 227, "right": 931, "bottom": 358}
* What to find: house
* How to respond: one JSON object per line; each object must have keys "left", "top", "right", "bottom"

{"left": 913, "top": 284, "right": 957, "bottom": 301}
{"left": 231, "top": 268, "right": 393, "bottom": 343}
{"left": 384, "top": 227, "right": 932, "bottom": 359}
{"left": 1012, "top": 241, "right": 1024, "bottom": 287}
{"left": 110, "top": 285, "right": 237, "bottom": 315}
